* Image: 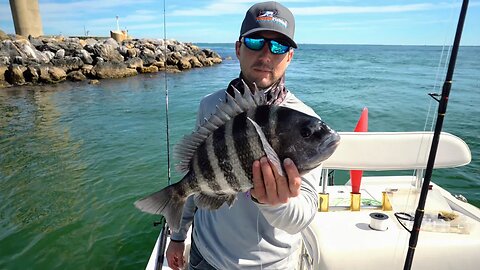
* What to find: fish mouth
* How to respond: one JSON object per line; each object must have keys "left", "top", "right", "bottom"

{"left": 298, "top": 133, "right": 341, "bottom": 172}
{"left": 325, "top": 134, "right": 341, "bottom": 149}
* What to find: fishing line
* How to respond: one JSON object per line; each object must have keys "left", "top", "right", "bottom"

{"left": 153, "top": 1, "right": 171, "bottom": 270}
{"left": 405, "top": 0, "right": 459, "bottom": 214}
{"left": 163, "top": 0, "right": 171, "bottom": 187}
{"left": 423, "top": 0, "right": 458, "bottom": 133}
{"left": 393, "top": 0, "right": 462, "bottom": 264}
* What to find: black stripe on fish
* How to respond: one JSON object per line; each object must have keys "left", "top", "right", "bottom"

{"left": 186, "top": 170, "right": 200, "bottom": 193}
{"left": 213, "top": 125, "right": 242, "bottom": 191}
{"left": 232, "top": 112, "right": 258, "bottom": 181}
{"left": 254, "top": 105, "right": 271, "bottom": 128}
{"left": 196, "top": 142, "right": 222, "bottom": 192}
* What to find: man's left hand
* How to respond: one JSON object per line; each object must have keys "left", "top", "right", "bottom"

{"left": 250, "top": 156, "right": 301, "bottom": 205}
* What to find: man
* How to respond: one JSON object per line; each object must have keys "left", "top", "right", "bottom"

{"left": 166, "top": 2, "right": 321, "bottom": 269}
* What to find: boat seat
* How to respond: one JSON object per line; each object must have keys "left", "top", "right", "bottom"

{"left": 322, "top": 131, "right": 471, "bottom": 170}
{"left": 300, "top": 132, "right": 472, "bottom": 270}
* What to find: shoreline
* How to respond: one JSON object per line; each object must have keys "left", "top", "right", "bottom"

{"left": 0, "top": 33, "right": 223, "bottom": 88}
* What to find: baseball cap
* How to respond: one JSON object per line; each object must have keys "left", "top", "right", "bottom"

{"left": 240, "top": 1, "right": 297, "bottom": 48}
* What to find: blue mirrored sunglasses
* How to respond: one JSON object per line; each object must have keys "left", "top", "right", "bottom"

{"left": 242, "top": 37, "right": 291, "bottom": 55}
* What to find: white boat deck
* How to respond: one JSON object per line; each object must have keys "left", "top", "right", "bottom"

{"left": 306, "top": 177, "right": 480, "bottom": 270}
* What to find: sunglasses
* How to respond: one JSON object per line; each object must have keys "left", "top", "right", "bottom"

{"left": 242, "top": 37, "right": 291, "bottom": 55}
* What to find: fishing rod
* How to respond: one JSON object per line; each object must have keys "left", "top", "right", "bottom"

{"left": 154, "top": 0, "right": 171, "bottom": 269}
{"left": 403, "top": 0, "right": 469, "bottom": 269}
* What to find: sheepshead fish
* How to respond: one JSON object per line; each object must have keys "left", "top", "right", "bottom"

{"left": 135, "top": 84, "right": 340, "bottom": 231}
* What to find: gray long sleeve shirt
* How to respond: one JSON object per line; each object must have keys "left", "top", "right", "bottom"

{"left": 171, "top": 89, "right": 322, "bottom": 270}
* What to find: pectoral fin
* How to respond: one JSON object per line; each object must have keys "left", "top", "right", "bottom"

{"left": 247, "top": 117, "right": 285, "bottom": 177}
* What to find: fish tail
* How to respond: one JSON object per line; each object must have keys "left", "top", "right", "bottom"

{"left": 134, "top": 178, "right": 192, "bottom": 232}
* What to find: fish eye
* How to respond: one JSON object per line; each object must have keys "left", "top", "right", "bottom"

{"left": 300, "top": 126, "right": 313, "bottom": 138}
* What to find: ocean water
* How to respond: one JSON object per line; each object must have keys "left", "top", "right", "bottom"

{"left": 0, "top": 44, "right": 479, "bottom": 269}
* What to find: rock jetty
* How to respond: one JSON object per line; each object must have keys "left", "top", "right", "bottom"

{"left": 0, "top": 33, "right": 222, "bottom": 88}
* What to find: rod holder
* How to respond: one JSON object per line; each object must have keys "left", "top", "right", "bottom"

{"left": 350, "top": 192, "right": 361, "bottom": 211}
{"left": 318, "top": 193, "right": 329, "bottom": 212}
{"left": 382, "top": 191, "right": 393, "bottom": 211}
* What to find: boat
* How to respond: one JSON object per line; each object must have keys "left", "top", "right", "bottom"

{"left": 144, "top": 1, "right": 479, "bottom": 269}
{"left": 144, "top": 131, "right": 480, "bottom": 270}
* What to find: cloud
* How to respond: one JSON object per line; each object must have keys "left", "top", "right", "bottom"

{"left": 169, "top": 1, "right": 478, "bottom": 17}
{"left": 290, "top": 3, "right": 435, "bottom": 15}
{"left": 170, "top": 2, "right": 247, "bottom": 16}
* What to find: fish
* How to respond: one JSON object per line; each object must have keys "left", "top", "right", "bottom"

{"left": 134, "top": 82, "right": 340, "bottom": 231}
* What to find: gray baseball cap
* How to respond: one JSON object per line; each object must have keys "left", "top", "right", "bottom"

{"left": 240, "top": 1, "right": 297, "bottom": 48}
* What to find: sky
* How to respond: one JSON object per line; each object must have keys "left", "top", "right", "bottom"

{"left": 0, "top": 0, "right": 479, "bottom": 45}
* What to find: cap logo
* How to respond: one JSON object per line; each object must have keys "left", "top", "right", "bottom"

{"left": 256, "top": 10, "right": 288, "bottom": 28}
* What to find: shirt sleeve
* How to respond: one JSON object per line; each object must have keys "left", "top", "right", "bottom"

{"left": 255, "top": 163, "right": 322, "bottom": 235}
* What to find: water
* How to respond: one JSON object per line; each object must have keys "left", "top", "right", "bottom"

{"left": 0, "top": 44, "right": 479, "bottom": 269}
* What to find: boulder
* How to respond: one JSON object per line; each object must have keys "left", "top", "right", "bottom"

{"left": 177, "top": 58, "right": 192, "bottom": 70}
{"left": 38, "top": 42, "right": 62, "bottom": 52}
{"left": 6, "top": 64, "right": 27, "bottom": 85}
{"left": 118, "top": 45, "right": 128, "bottom": 57}
{"left": 196, "top": 54, "right": 213, "bottom": 67}
{"left": 189, "top": 57, "right": 203, "bottom": 68}
{"left": 67, "top": 70, "right": 87, "bottom": 81}
{"left": 166, "top": 51, "right": 182, "bottom": 66}
{"left": 0, "top": 40, "right": 25, "bottom": 60}
{"left": 203, "top": 48, "right": 221, "bottom": 59}
{"left": 0, "top": 65, "right": 10, "bottom": 87}
{"left": 139, "top": 49, "right": 156, "bottom": 66}
{"left": 0, "top": 56, "right": 9, "bottom": 65}
{"left": 28, "top": 36, "right": 44, "bottom": 48}
{"left": 58, "top": 41, "right": 83, "bottom": 56}
{"left": 51, "top": 56, "right": 84, "bottom": 72}
{"left": 39, "top": 65, "right": 67, "bottom": 83}
{"left": 103, "top": 38, "right": 119, "bottom": 48}
{"left": 210, "top": 57, "right": 222, "bottom": 64}
{"left": 92, "top": 61, "right": 137, "bottom": 79}
{"left": 55, "top": 49, "right": 65, "bottom": 59}
{"left": 25, "top": 65, "right": 40, "bottom": 83}
{"left": 127, "top": 48, "right": 138, "bottom": 58}
{"left": 81, "top": 64, "right": 94, "bottom": 77}
{"left": 167, "top": 44, "right": 182, "bottom": 52}
{"left": 92, "top": 43, "right": 124, "bottom": 62}
{"left": 13, "top": 56, "right": 24, "bottom": 65}
{"left": 139, "top": 65, "right": 158, "bottom": 73}
{"left": 43, "top": 51, "right": 55, "bottom": 62}
{"left": 84, "top": 38, "right": 98, "bottom": 46}
{"left": 78, "top": 49, "right": 93, "bottom": 64}
{"left": 125, "top": 57, "right": 143, "bottom": 69}
{"left": 151, "top": 61, "right": 165, "bottom": 69}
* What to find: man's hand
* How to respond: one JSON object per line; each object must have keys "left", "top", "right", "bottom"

{"left": 250, "top": 157, "right": 302, "bottom": 205}
{"left": 166, "top": 241, "right": 185, "bottom": 270}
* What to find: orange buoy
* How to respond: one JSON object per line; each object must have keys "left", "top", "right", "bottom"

{"left": 351, "top": 107, "right": 368, "bottom": 194}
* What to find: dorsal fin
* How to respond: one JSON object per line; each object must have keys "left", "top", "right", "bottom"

{"left": 174, "top": 82, "right": 266, "bottom": 173}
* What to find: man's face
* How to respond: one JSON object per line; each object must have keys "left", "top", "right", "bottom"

{"left": 235, "top": 31, "right": 294, "bottom": 89}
